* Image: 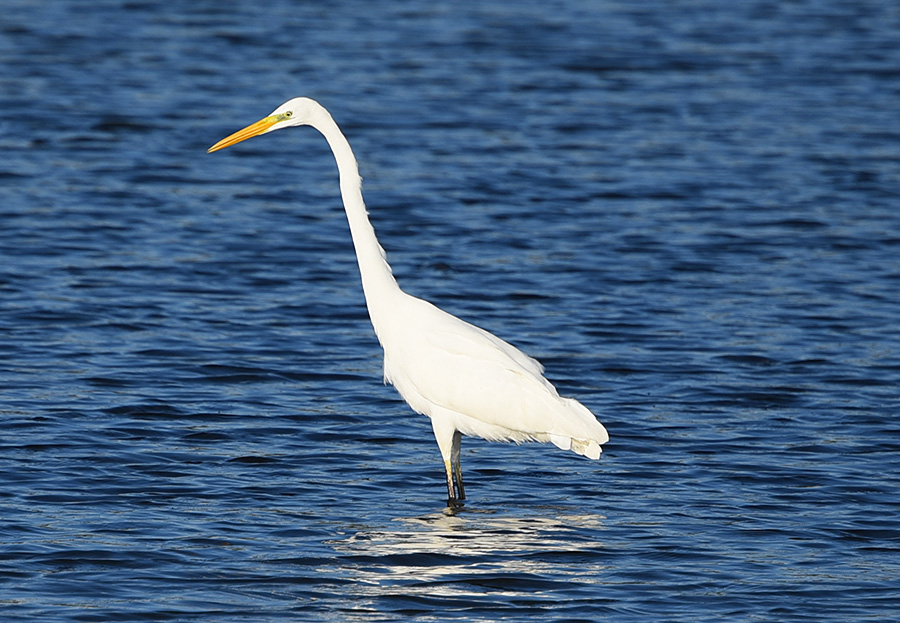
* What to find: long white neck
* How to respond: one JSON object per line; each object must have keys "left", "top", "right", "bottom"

{"left": 309, "top": 106, "right": 401, "bottom": 336}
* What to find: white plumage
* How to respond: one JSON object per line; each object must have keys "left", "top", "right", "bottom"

{"left": 209, "top": 97, "right": 609, "bottom": 505}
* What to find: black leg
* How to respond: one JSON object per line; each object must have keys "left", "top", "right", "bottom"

{"left": 451, "top": 431, "right": 465, "bottom": 500}
{"left": 443, "top": 459, "right": 463, "bottom": 508}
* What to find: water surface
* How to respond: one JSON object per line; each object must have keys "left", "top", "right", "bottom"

{"left": 1, "top": 1, "right": 899, "bottom": 621}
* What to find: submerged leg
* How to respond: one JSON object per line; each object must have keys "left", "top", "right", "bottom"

{"left": 451, "top": 430, "right": 465, "bottom": 501}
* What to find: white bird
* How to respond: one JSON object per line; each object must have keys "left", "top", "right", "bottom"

{"left": 208, "top": 97, "right": 609, "bottom": 506}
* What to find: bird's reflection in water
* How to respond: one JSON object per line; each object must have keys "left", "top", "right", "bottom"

{"left": 331, "top": 507, "right": 608, "bottom": 606}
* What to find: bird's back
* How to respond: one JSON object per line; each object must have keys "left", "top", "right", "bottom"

{"left": 377, "top": 292, "right": 608, "bottom": 454}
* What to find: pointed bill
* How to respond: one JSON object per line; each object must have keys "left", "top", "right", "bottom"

{"left": 207, "top": 115, "right": 280, "bottom": 153}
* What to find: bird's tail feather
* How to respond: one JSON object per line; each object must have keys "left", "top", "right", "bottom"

{"left": 547, "top": 398, "right": 608, "bottom": 460}
{"left": 549, "top": 434, "right": 603, "bottom": 459}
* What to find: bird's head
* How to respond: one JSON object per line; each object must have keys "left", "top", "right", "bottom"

{"left": 207, "top": 97, "right": 323, "bottom": 153}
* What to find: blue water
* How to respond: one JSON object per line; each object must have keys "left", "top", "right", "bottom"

{"left": 2, "top": 0, "right": 899, "bottom": 620}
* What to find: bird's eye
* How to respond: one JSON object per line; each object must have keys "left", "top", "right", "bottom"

{"left": 284, "top": 111, "right": 293, "bottom": 118}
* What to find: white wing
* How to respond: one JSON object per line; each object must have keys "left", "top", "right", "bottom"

{"left": 380, "top": 294, "right": 607, "bottom": 449}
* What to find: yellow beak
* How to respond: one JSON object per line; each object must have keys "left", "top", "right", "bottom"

{"left": 207, "top": 115, "right": 280, "bottom": 153}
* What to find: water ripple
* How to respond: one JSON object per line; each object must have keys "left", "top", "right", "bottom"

{"left": 2, "top": 0, "right": 900, "bottom": 621}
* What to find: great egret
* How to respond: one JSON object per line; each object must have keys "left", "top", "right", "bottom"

{"left": 208, "top": 98, "right": 609, "bottom": 505}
